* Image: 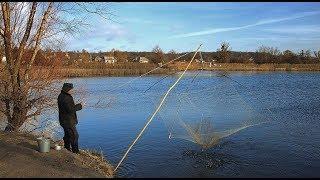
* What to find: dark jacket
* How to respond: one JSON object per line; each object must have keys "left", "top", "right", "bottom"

{"left": 58, "top": 90, "right": 82, "bottom": 127}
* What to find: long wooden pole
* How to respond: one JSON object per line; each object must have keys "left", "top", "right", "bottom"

{"left": 113, "top": 44, "right": 202, "bottom": 172}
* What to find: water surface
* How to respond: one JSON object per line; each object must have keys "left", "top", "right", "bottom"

{"left": 56, "top": 71, "right": 320, "bottom": 178}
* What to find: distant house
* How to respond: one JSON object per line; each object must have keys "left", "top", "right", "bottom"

{"left": 133, "top": 56, "right": 150, "bottom": 63}
{"left": 94, "top": 56, "right": 103, "bottom": 62}
{"left": 103, "top": 55, "right": 117, "bottom": 64}
{"left": 138, "top": 57, "right": 150, "bottom": 63}
{"left": 195, "top": 59, "right": 205, "bottom": 63}
{"left": 249, "top": 57, "right": 254, "bottom": 62}
{"left": 65, "top": 53, "right": 70, "bottom": 59}
{"left": 1, "top": 56, "right": 6, "bottom": 63}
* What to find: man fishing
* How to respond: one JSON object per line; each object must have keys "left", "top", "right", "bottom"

{"left": 58, "top": 83, "right": 85, "bottom": 153}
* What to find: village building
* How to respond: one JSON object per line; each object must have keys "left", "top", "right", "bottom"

{"left": 1, "top": 56, "right": 6, "bottom": 63}
{"left": 65, "top": 52, "right": 70, "bottom": 59}
{"left": 133, "top": 56, "right": 150, "bottom": 63}
{"left": 94, "top": 56, "right": 103, "bottom": 62}
{"left": 195, "top": 59, "right": 205, "bottom": 63}
{"left": 138, "top": 57, "right": 150, "bottom": 63}
{"left": 103, "top": 55, "right": 117, "bottom": 64}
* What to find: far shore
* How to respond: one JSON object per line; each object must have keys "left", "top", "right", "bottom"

{"left": 60, "top": 62, "right": 320, "bottom": 77}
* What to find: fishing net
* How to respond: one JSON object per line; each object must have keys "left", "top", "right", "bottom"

{"left": 157, "top": 71, "right": 272, "bottom": 149}
{"left": 74, "top": 50, "right": 273, "bottom": 151}
{"left": 53, "top": 48, "right": 273, "bottom": 156}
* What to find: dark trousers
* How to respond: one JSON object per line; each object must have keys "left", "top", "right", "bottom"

{"left": 62, "top": 126, "right": 79, "bottom": 153}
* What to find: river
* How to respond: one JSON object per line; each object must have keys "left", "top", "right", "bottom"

{"left": 48, "top": 71, "right": 320, "bottom": 177}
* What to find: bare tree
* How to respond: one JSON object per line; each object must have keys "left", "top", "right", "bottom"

{"left": 113, "top": 49, "right": 128, "bottom": 63}
{"left": 217, "top": 41, "right": 231, "bottom": 63}
{"left": 80, "top": 49, "right": 90, "bottom": 64}
{"left": 256, "top": 45, "right": 281, "bottom": 63}
{"left": 167, "top": 49, "right": 177, "bottom": 63}
{"left": 298, "top": 49, "right": 314, "bottom": 64}
{"left": 151, "top": 45, "right": 165, "bottom": 64}
{"left": 282, "top": 50, "right": 297, "bottom": 64}
{"left": 0, "top": 2, "right": 113, "bottom": 132}
{"left": 314, "top": 50, "right": 320, "bottom": 62}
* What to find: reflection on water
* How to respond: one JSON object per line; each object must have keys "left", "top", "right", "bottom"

{"left": 42, "top": 71, "right": 320, "bottom": 177}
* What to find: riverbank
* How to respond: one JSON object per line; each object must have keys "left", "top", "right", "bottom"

{"left": 2, "top": 63, "right": 320, "bottom": 78}
{"left": 60, "top": 67, "right": 173, "bottom": 77}
{"left": 169, "top": 62, "right": 320, "bottom": 72}
{"left": 0, "top": 131, "right": 114, "bottom": 178}
{"left": 60, "top": 63, "right": 320, "bottom": 77}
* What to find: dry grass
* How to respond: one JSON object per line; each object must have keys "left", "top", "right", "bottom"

{"left": 78, "top": 149, "right": 114, "bottom": 178}
{"left": 169, "top": 62, "right": 320, "bottom": 71}
{"left": 0, "top": 112, "right": 4, "bottom": 120}
{"left": 60, "top": 67, "right": 172, "bottom": 77}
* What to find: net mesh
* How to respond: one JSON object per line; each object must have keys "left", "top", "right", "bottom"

{"left": 158, "top": 71, "right": 271, "bottom": 149}
{"left": 57, "top": 50, "right": 273, "bottom": 150}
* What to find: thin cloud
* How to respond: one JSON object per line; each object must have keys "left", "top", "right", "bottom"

{"left": 122, "top": 17, "right": 184, "bottom": 33}
{"left": 234, "top": 36, "right": 320, "bottom": 42}
{"left": 169, "top": 11, "right": 320, "bottom": 38}
{"left": 264, "top": 25, "right": 320, "bottom": 34}
{"left": 66, "top": 21, "right": 137, "bottom": 51}
{"left": 121, "top": 17, "right": 156, "bottom": 25}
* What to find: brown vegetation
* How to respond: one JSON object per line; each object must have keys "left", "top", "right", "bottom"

{"left": 61, "top": 67, "right": 172, "bottom": 77}
{"left": 169, "top": 62, "right": 320, "bottom": 71}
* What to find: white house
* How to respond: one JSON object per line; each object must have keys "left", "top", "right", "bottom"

{"left": 195, "top": 59, "right": 205, "bottom": 63}
{"left": 1, "top": 56, "right": 6, "bottom": 63}
{"left": 138, "top": 57, "right": 150, "bottom": 63}
{"left": 103, "top": 56, "right": 117, "bottom": 64}
{"left": 94, "top": 56, "right": 103, "bottom": 62}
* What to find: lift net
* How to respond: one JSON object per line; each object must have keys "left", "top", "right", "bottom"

{"left": 157, "top": 71, "right": 271, "bottom": 149}
{"left": 69, "top": 48, "right": 272, "bottom": 151}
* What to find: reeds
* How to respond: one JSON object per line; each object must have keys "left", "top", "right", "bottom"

{"left": 60, "top": 67, "right": 172, "bottom": 77}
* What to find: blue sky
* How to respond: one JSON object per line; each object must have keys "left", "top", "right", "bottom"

{"left": 66, "top": 2, "right": 320, "bottom": 53}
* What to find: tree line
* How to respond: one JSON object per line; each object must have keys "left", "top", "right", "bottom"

{"left": 6, "top": 42, "right": 317, "bottom": 67}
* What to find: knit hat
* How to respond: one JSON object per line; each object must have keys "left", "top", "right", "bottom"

{"left": 62, "top": 83, "right": 73, "bottom": 93}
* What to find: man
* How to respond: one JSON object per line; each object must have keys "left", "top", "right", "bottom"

{"left": 58, "top": 83, "right": 84, "bottom": 153}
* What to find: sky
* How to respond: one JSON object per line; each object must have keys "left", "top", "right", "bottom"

{"left": 66, "top": 2, "right": 320, "bottom": 53}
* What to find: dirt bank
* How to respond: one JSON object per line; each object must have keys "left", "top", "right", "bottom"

{"left": 0, "top": 131, "right": 114, "bottom": 178}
